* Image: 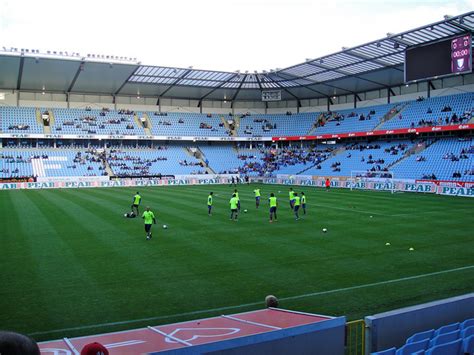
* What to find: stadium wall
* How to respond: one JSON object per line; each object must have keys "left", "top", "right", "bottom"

{"left": 365, "top": 293, "right": 474, "bottom": 354}
{"left": 1, "top": 176, "right": 473, "bottom": 197}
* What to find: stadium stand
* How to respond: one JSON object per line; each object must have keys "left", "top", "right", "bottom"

{"left": 1, "top": 92, "right": 473, "bottom": 182}
{"left": 315, "top": 104, "right": 396, "bottom": 134}
{"left": 303, "top": 140, "right": 415, "bottom": 177}
{"left": 198, "top": 144, "right": 250, "bottom": 174}
{"left": 391, "top": 137, "right": 473, "bottom": 181}
{"left": 0, "top": 149, "right": 107, "bottom": 178}
{"left": 107, "top": 146, "right": 205, "bottom": 176}
{"left": 373, "top": 317, "right": 474, "bottom": 355}
{"left": 237, "top": 112, "right": 317, "bottom": 137}
{"left": 51, "top": 107, "right": 145, "bottom": 135}
{"left": 380, "top": 92, "right": 474, "bottom": 130}
{"left": 147, "top": 112, "right": 231, "bottom": 137}
{"left": 0, "top": 106, "right": 43, "bottom": 134}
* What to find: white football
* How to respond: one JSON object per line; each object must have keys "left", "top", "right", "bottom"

{"left": 322, "top": 228, "right": 327, "bottom": 233}
{"left": 163, "top": 225, "right": 168, "bottom": 229}
{"left": 244, "top": 209, "right": 248, "bottom": 213}
{"left": 123, "top": 213, "right": 127, "bottom": 217}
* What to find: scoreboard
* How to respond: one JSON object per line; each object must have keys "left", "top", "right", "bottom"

{"left": 405, "top": 34, "right": 472, "bottom": 82}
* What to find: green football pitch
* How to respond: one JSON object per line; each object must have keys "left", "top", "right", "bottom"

{"left": 1, "top": 184, "right": 473, "bottom": 341}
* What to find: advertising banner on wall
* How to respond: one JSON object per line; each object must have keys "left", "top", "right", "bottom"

{"left": 1, "top": 175, "right": 472, "bottom": 197}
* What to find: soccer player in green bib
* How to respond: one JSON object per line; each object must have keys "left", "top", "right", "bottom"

{"left": 254, "top": 188, "right": 261, "bottom": 209}
{"left": 293, "top": 192, "right": 301, "bottom": 220}
{"left": 234, "top": 189, "right": 241, "bottom": 211}
{"left": 269, "top": 193, "right": 278, "bottom": 223}
{"left": 229, "top": 194, "right": 239, "bottom": 221}
{"left": 207, "top": 192, "right": 213, "bottom": 216}
{"left": 289, "top": 188, "right": 295, "bottom": 210}
{"left": 142, "top": 206, "right": 156, "bottom": 240}
{"left": 131, "top": 192, "right": 141, "bottom": 215}
{"left": 301, "top": 192, "right": 306, "bottom": 215}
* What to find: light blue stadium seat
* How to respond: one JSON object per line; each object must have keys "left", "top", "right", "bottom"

{"left": 429, "top": 330, "right": 460, "bottom": 348}
{"left": 462, "top": 327, "right": 474, "bottom": 340}
{"left": 463, "top": 335, "right": 474, "bottom": 355}
{"left": 462, "top": 319, "right": 474, "bottom": 331}
{"left": 435, "top": 323, "right": 460, "bottom": 337}
{"left": 396, "top": 338, "right": 429, "bottom": 355}
{"left": 407, "top": 329, "right": 435, "bottom": 343}
{"left": 425, "top": 338, "right": 462, "bottom": 355}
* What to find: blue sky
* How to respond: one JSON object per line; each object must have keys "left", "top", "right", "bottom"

{"left": 0, "top": 0, "right": 472, "bottom": 71}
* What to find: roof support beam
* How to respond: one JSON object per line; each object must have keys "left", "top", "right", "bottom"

{"left": 327, "top": 97, "right": 332, "bottom": 111}
{"left": 67, "top": 61, "right": 84, "bottom": 92}
{"left": 306, "top": 61, "right": 387, "bottom": 87}
{"left": 354, "top": 93, "right": 362, "bottom": 109}
{"left": 427, "top": 80, "right": 436, "bottom": 98}
{"left": 230, "top": 74, "right": 247, "bottom": 108}
{"left": 16, "top": 56, "right": 25, "bottom": 90}
{"left": 262, "top": 75, "right": 301, "bottom": 106}
{"left": 114, "top": 65, "right": 141, "bottom": 95}
{"left": 197, "top": 73, "right": 239, "bottom": 106}
{"left": 274, "top": 71, "right": 354, "bottom": 96}
{"left": 255, "top": 75, "right": 268, "bottom": 111}
{"left": 444, "top": 18, "right": 472, "bottom": 33}
{"left": 158, "top": 69, "right": 193, "bottom": 98}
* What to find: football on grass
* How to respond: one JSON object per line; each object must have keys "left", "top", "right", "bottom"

{"left": 163, "top": 225, "right": 168, "bottom": 229}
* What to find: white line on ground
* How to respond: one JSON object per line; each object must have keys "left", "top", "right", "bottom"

{"left": 221, "top": 315, "right": 281, "bottom": 330}
{"left": 30, "top": 265, "right": 474, "bottom": 337}
{"left": 63, "top": 337, "right": 79, "bottom": 355}
{"left": 147, "top": 326, "right": 192, "bottom": 346}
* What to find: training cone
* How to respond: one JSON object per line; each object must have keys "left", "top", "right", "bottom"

{"left": 409, "top": 247, "right": 415, "bottom": 251}
{"left": 385, "top": 242, "right": 391, "bottom": 246}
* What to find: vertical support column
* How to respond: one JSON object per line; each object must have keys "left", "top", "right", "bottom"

{"left": 16, "top": 90, "right": 20, "bottom": 107}
{"left": 387, "top": 87, "right": 391, "bottom": 104}
{"left": 354, "top": 94, "right": 357, "bottom": 109}
{"left": 427, "top": 80, "right": 431, "bottom": 98}
{"left": 327, "top": 97, "right": 331, "bottom": 111}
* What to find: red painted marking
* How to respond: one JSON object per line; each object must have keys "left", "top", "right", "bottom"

{"left": 230, "top": 308, "right": 330, "bottom": 329}
{"left": 39, "top": 308, "right": 332, "bottom": 354}
{"left": 155, "top": 316, "right": 269, "bottom": 345}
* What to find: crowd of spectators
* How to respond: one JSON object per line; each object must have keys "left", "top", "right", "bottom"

{"left": 56, "top": 108, "right": 137, "bottom": 134}
{"left": 422, "top": 173, "right": 437, "bottom": 180}
{"left": 415, "top": 111, "right": 471, "bottom": 127}
{"left": 443, "top": 149, "right": 470, "bottom": 161}
{"left": 230, "top": 146, "right": 334, "bottom": 176}
{"left": 107, "top": 150, "right": 168, "bottom": 176}
{"left": 8, "top": 124, "right": 30, "bottom": 130}
{"left": 67, "top": 150, "right": 108, "bottom": 176}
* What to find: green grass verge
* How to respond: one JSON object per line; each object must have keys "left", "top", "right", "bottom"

{"left": 0, "top": 184, "right": 473, "bottom": 341}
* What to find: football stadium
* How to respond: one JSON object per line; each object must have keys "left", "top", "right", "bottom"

{"left": 0, "top": 2, "right": 473, "bottom": 354}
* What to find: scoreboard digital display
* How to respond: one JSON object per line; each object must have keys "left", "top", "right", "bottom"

{"left": 405, "top": 34, "right": 472, "bottom": 82}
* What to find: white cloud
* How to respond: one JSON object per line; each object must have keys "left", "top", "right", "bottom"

{"left": 0, "top": 0, "right": 472, "bottom": 71}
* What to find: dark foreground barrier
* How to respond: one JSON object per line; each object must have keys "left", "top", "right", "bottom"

{"left": 365, "top": 293, "right": 474, "bottom": 354}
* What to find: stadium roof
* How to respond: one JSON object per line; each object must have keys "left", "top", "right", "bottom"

{"left": 1, "top": 11, "right": 473, "bottom": 104}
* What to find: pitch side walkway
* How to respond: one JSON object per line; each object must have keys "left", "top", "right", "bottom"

{"left": 39, "top": 308, "right": 336, "bottom": 354}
